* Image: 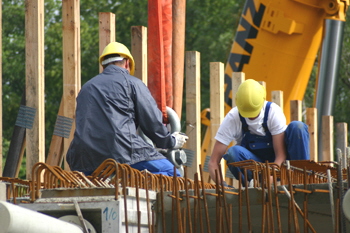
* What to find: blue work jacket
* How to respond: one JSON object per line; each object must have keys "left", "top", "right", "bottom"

{"left": 66, "top": 65, "right": 174, "bottom": 173}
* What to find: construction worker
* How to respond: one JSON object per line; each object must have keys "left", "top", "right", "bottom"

{"left": 208, "top": 79, "right": 309, "bottom": 185}
{"left": 66, "top": 42, "right": 188, "bottom": 176}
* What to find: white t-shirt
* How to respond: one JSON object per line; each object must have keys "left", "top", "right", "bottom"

{"left": 215, "top": 101, "right": 287, "bottom": 146}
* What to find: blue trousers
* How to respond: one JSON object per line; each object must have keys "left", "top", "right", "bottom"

{"left": 224, "top": 121, "right": 310, "bottom": 181}
{"left": 130, "top": 158, "right": 181, "bottom": 177}
{"left": 83, "top": 158, "right": 181, "bottom": 177}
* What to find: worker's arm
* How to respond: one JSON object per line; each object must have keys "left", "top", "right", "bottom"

{"left": 208, "top": 140, "right": 228, "bottom": 184}
{"left": 272, "top": 132, "right": 287, "bottom": 167}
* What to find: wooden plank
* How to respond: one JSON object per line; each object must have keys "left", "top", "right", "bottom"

{"left": 172, "top": 0, "right": 186, "bottom": 119}
{"left": 3, "top": 94, "right": 26, "bottom": 178}
{"left": 272, "top": 90, "right": 283, "bottom": 111}
{"left": 231, "top": 72, "right": 245, "bottom": 108}
{"left": 131, "top": 26, "right": 147, "bottom": 84}
{"left": 306, "top": 108, "right": 318, "bottom": 162}
{"left": 62, "top": 0, "right": 81, "bottom": 171}
{"left": 46, "top": 97, "right": 64, "bottom": 166}
{"left": 258, "top": 81, "right": 266, "bottom": 89}
{"left": 47, "top": 11, "right": 115, "bottom": 167}
{"left": 290, "top": 100, "right": 302, "bottom": 122}
{"left": 227, "top": 72, "right": 245, "bottom": 186}
{"left": 209, "top": 62, "right": 225, "bottom": 181}
{"left": 25, "top": 0, "right": 45, "bottom": 180}
{"left": 336, "top": 122, "right": 347, "bottom": 168}
{"left": 0, "top": 0, "right": 2, "bottom": 176}
{"left": 99, "top": 12, "right": 115, "bottom": 73}
{"left": 184, "top": 51, "right": 201, "bottom": 178}
{"left": 321, "top": 115, "right": 333, "bottom": 162}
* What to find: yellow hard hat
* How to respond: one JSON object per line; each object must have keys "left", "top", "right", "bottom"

{"left": 235, "top": 79, "right": 266, "bottom": 118}
{"left": 99, "top": 42, "right": 135, "bottom": 75}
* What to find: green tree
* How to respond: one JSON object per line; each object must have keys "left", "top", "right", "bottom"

{"left": 2, "top": 0, "right": 350, "bottom": 177}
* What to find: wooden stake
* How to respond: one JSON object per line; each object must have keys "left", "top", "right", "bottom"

{"left": 62, "top": 0, "right": 81, "bottom": 171}
{"left": 25, "top": 0, "right": 45, "bottom": 179}
{"left": 99, "top": 12, "right": 115, "bottom": 73}
{"left": 185, "top": 51, "right": 201, "bottom": 178}
{"left": 131, "top": 26, "right": 148, "bottom": 84}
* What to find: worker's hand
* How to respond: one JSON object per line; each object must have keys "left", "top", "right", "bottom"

{"left": 171, "top": 132, "right": 188, "bottom": 149}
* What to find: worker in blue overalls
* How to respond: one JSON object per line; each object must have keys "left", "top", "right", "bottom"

{"left": 208, "top": 79, "right": 310, "bottom": 186}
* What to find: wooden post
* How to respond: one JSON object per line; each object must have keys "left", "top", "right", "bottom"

{"left": 306, "top": 108, "right": 318, "bottom": 162}
{"left": 209, "top": 62, "right": 225, "bottom": 181}
{"left": 25, "top": 0, "right": 45, "bottom": 179}
{"left": 185, "top": 51, "right": 201, "bottom": 178}
{"left": 62, "top": 0, "right": 81, "bottom": 170}
{"left": 232, "top": 72, "right": 245, "bottom": 107}
{"left": 46, "top": 98, "right": 64, "bottom": 166}
{"left": 172, "top": 0, "right": 186, "bottom": 119}
{"left": 258, "top": 81, "right": 266, "bottom": 89}
{"left": 290, "top": 100, "right": 302, "bottom": 122}
{"left": 99, "top": 12, "right": 115, "bottom": 73}
{"left": 336, "top": 122, "right": 348, "bottom": 168}
{"left": 225, "top": 72, "right": 245, "bottom": 186}
{"left": 0, "top": 0, "right": 2, "bottom": 176}
{"left": 3, "top": 94, "right": 26, "bottom": 178}
{"left": 272, "top": 91, "right": 283, "bottom": 111}
{"left": 321, "top": 115, "right": 333, "bottom": 162}
{"left": 131, "top": 26, "right": 148, "bottom": 84}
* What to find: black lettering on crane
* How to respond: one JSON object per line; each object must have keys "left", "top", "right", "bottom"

{"left": 224, "top": 0, "right": 266, "bottom": 109}
{"left": 224, "top": 73, "right": 232, "bottom": 108}
{"left": 244, "top": 0, "right": 265, "bottom": 28}
{"left": 229, "top": 0, "right": 266, "bottom": 71}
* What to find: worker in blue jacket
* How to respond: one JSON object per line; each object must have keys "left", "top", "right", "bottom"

{"left": 67, "top": 42, "right": 187, "bottom": 176}
{"left": 208, "top": 79, "right": 310, "bottom": 185}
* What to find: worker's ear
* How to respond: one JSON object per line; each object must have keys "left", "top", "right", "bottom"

{"left": 125, "top": 59, "right": 131, "bottom": 74}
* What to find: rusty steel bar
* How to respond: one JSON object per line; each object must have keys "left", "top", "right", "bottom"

{"left": 261, "top": 166, "right": 267, "bottom": 233}
{"left": 272, "top": 167, "right": 282, "bottom": 233}
{"left": 194, "top": 173, "right": 204, "bottom": 233}
{"left": 218, "top": 165, "right": 230, "bottom": 233}
{"left": 215, "top": 170, "right": 222, "bottom": 233}
{"left": 265, "top": 162, "right": 274, "bottom": 233}
{"left": 303, "top": 167, "right": 309, "bottom": 233}
{"left": 122, "top": 167, "right": 129, "bottom": 233}
{"left": 199, "top": 164, "right": 211, "bottom": 233}
{"left": 159, "top": 174, "right": 166, "bottom": 233}
{"left": 184, "top": 167, "right": 193, "bottom": 233}
{"left": 244, "top": 168, "right": 252, "bottom": 233}
{"left": 286, "top": 161, "right": 300, "bottom": 232}
{"left": 238, "top": 172, "right": 243, "bottom": 233}
{"left": 145, "top": 169, "right": 152, "bottom": 233}
{"left": 173, "top": 167, "right": 183, "bottom": 233}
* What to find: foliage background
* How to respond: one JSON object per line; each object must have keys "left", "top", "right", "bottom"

{"left": 2, "top": 0, "right": 350, "bottom": 178}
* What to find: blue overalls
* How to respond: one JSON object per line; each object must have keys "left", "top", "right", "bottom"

{"left": 223, "top": 102, "right": 310, "bottom": 183}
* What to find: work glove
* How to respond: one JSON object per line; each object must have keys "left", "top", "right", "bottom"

{"left": 171, "top": 132, "right": 188, "bottom": 149}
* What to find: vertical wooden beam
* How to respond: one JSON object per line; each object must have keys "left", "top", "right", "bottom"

{"left": 336, "top": 122, "right": 348, "bottom": 168}
{"left": 0, "top": 0, "right": 2, "bottom": 176}
{"left": 272, "top": 91, "right": 283, "bottom": 111}
{"left": 185, "top": 51, "right": 201, "bottom": 178}
{"left": 258, "top": 81, "right": 266, "bottom": 89}
{"left": 25, "top": 0, "right": 45, "bottom": 179}
{"left": 99, "top": 12, "right": 115, "bottom": 73}
{"left": 321, "top": 115, "right": 333, "bottom": 162}
{"left": 172, "top": 0, "right": 186, "bottom": 119}
{"left": 231, "top": 72, "right": 245, "bottom": 108}
{"left": 290, "top": 100, "right": 302, "bottom": 122}
{"left": 210, "top": 62, "right": 225, "bottom": 179}
{"left": 131, "top": 26, "right": 148, "bottom": 84}
{"left": 306, "top": 108, "right": 318, "bottom": 162}
{"left": 62, "top": 0, "right": 81, "bottom": 170}
{"left": 228, "top": 72, "right": 245, "bottom": 186}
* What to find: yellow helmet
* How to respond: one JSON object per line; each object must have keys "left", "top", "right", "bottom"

{"left": 99, "top": 42, "right": 135, "bottom": 75}
{"left": 235, "top": 79, "right": 266, "bottom": 118}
